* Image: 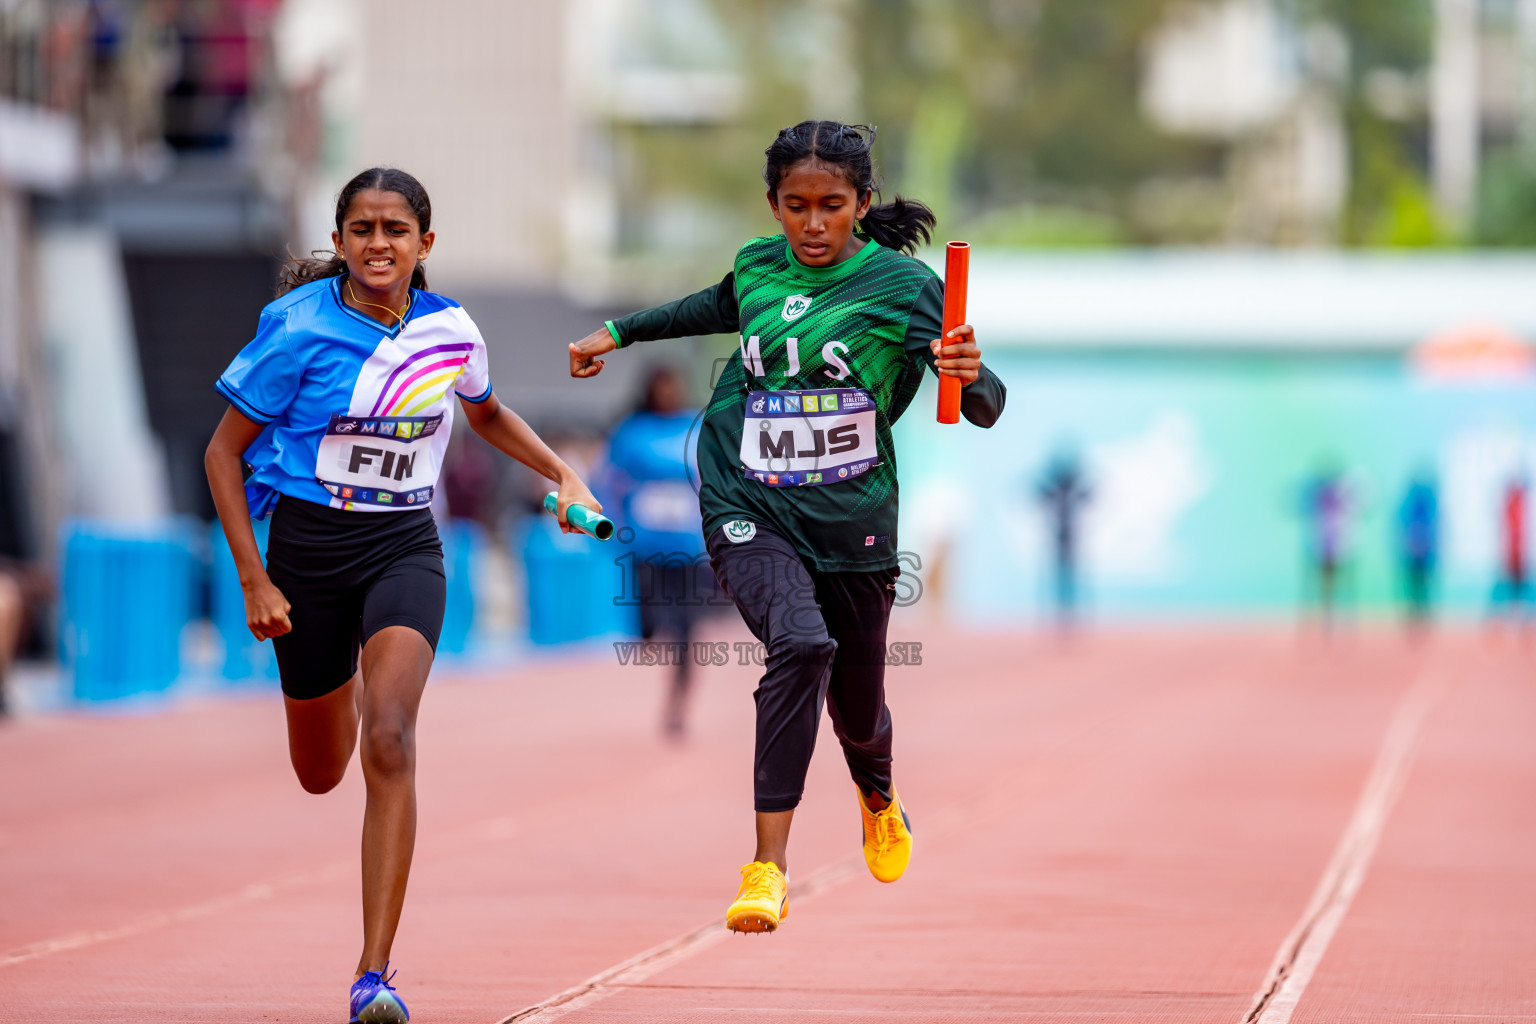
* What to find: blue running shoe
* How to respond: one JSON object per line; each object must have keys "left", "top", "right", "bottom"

{"left": 349, "top": 964, "right": 409, "bottom": 1023}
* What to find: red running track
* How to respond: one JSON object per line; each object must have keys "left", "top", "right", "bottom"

{"left": 2, "top": 624, "right": 1533, "bottom": 1022}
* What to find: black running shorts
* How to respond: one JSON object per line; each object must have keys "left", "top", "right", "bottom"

{"left": 265, "top": 496, "right": 447, "bottom": 700}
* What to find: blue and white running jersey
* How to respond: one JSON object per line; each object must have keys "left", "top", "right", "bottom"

{"left": 604, "top": 410, "right": 704, "bottom": 559}
{"left": 216, "top": 277, "right": 493, "bottom": 518}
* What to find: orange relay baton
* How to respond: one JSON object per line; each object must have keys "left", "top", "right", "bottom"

{"left": 937, "top": 241, "right": 969, "bottom": 424}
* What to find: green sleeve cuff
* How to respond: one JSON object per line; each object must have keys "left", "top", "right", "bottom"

{"left": 604, "top": 320, "right": 625, "bottom": 349}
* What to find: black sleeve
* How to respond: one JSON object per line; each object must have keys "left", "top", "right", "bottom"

{"left": 607, "top": 272, "right": 740, "bottom": 346}
{"left": 902, "top": 276, "right": 1007, "bottom": 428}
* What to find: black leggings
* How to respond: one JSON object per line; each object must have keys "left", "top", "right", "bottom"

{"left": 707, "top": 521, "right": 898, "bottom": 813}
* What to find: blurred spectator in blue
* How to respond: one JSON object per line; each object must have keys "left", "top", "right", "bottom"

{"left": 1035, "top": 449, "right": 1092, "bottom": 630}
{"left": 1397, "top": 469, "right": 1438, "bottom": 632}
{"left": 1493, "top": 475, "right": 1530, "bottom": 621}
{"left": 1302, "top": 463, "right": 1353, "bottom": 629}
{"left": 603, "top": 366, "right": 719, "bottom": 740}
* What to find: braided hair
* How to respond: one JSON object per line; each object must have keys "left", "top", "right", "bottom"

{"left": 763, "top": 121, "right": 935, "bottom": 255}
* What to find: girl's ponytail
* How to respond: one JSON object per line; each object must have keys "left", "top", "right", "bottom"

{"left": 763, "top": 121, "right": 936, "bottom": 255}
{"left": 276, "top": 251, "right": 347, "bottom": 296}
{"left": 858, "top": 195, "right": 936, "bottom": 255}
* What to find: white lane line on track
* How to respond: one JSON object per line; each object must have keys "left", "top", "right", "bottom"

{"left": 1241, "top": 667, "right": 1447, "bottom": 1024}
{"left": 0, "top": 873, "right": 329, "bottom": 970}
{"left": 498, "top": 657, "right": 1227, "bottom": 1024}
{"left": 0, "top": 813, "right": 521, "bottom": 970}
{"left": 497, "top": 857, "right": 865, "bottom": 1023}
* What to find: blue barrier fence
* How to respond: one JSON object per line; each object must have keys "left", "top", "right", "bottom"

{"left": 521, "top": 516, "right": 637, "bottom": 645}
{"left": 58, "top": 511, "right": 634, "bottom": 701}
{"left": 61, "top": 521, "right": 200, "bottom": 701}
{"left": 438, "top": 518, "right": 481, "bottom": 655}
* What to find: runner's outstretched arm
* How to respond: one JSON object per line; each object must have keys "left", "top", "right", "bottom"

{"left": 204, "top": 408, "right": 292, "bottom": 640}
{"left": 569, "top": 273, "right": 740, "bottom": 378}
{"left": 457, "top": 391, "right": 601, "bottom": 531}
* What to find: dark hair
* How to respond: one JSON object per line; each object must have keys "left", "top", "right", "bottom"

{"left": 763, "top": 121, "right": 935, "bottom": 255}
{"left": 639, "top": 364, "right": 689, "bottom": 414}
{"left": 276, "top": 167, "right": 433, "bottom": 296}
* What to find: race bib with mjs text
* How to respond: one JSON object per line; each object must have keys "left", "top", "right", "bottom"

{"left": 739, "top": 388, "right": 879, "bottom": 488}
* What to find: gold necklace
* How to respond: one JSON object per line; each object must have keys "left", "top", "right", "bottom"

{"left": 346, "top": 279, "right": 410, "bottom": 327}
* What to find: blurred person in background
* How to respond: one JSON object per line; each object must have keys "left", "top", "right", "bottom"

{"left": 602, "top": 365, "right": 717, "bottom": 740}
{"left": 1301, "top": 462, "right": 1354, "bottom": 631}
{"left": 440, "top": 427, "right": 500, "bottom": 531}
{"left": 161, "top": 0, "right": 256, "bottom": 153}
{"left": 567, "top": 121, "right": 1006, "bottom": 934}
{"left": 1034, "top": 448, "right": 1092, "bottom": 630}
{"left": 1397, "top": 469, "right": 1439, "bottom": 634}
{"left": 206, "top": 168, "right": 600, "bottom": 1024}
{"left": 0, "top": 569, "right": 24, "bottom": 716}
{"left": 1493, "top": 475, "right": 1530, "bottom": 623}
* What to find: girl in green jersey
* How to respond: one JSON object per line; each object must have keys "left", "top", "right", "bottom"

{"left": 569, "top": 121, "right": 1006, "bottom": 932}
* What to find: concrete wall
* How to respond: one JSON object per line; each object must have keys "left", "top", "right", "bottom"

{"left": 279, "top": 0, "right": 576, "bottom": 291}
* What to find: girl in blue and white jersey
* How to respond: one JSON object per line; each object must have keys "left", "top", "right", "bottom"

{"left": 205, "top": 167, "right": 599, "bottom": 1024}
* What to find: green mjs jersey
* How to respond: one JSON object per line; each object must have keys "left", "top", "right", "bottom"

{"left": 607, "top": 235, "right": 1006, "bottom": 572}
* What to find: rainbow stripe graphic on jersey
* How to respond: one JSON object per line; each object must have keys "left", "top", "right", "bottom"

{"left": 370, "top": 342, "right": 475, "bottom": 417}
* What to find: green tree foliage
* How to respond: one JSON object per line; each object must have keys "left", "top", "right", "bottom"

{"left": 1474, "top": 152, "right": 1536, "bottom": 246}
{"left": 1290, "top": 0, "right": 1431, "bottom": 71}
{"left": 853, "top": 0, "right": 1223, "bottom": 239}
{"left": 1288, "top": 0, "right": 1439, "bottom": 245}
{"left": 721, "top": 0, "right": 1217, "bottom": 242}
{"left": 630, "top": 0, "right": 1448, "bottom": 255}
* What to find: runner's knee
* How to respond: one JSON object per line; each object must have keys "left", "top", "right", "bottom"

{"left": 764, "top": 636, "right": 837, "bottom": 675}
{"left": 362, "top": 719, "right": 414, "bottom": 779}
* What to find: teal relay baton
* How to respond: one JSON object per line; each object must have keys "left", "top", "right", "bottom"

{"left": 543, "top": 491, "right": 615, "bottom": 541}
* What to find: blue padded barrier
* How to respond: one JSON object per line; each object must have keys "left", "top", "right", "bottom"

{"left": 520, "top": 515, "right": 635, "bottom": 646}
{"left": 437, "top": 518, "right": 482, "bottom": 655}
{"left": 61, "top": 521, "right": 200, "bottom": 701}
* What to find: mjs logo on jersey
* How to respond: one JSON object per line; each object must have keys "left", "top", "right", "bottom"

{"left": 781, "top": 294, "right": 812, "bottom": 322}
